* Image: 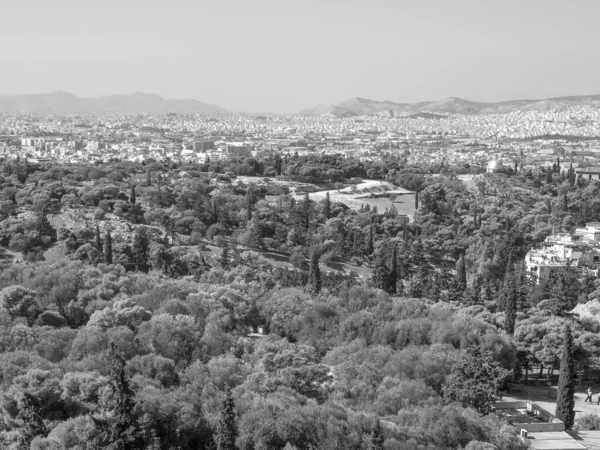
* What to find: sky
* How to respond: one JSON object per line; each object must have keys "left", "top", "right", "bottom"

{"left": 2, "top": 0, "right": 600, "bottom": 113}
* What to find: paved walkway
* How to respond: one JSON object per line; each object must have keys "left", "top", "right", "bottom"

{"left": 505, "top": 384, "right": 600, "bottom": 418}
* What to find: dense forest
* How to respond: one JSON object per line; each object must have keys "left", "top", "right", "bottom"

{"left": 0, "top": 153, "right": 598, "bottom": 449}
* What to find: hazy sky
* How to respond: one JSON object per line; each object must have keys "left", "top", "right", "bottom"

{"left": 2, "top": 0, "right": 599, "bottom": 112}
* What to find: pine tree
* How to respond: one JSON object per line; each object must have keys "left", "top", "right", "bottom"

{"left": 104, "top": 230, "right": 113, "bottom": 264}
{"left": 324, "top": 192, "right": 331, "bottom": 220}
{"left": 555, "top": 326, "right": 575, "bottom": 429}
{"left": 132, "top": 228, "right": 150, "bottom": 273}
{"left": 95, "top": 223, "right": 102, "bottom": 251}
{"left": 101, "top": 343, "right": 146, "bottom": 450}
{"left": 215, "top": 387, "right": 238, "bottom": 450}
{"left": 390, "top": 244, "right": 397, "bottom": 295}
{"left": 308, "top": 249, "right": 321, "bottom": 294}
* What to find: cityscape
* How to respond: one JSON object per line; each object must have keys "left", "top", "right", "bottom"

{"left": 3, "top": 1, "right": 600, "bottom": 449}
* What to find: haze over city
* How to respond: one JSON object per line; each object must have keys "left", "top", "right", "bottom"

{"left": 3, "top": 0, "right": 600, "bottom": 113}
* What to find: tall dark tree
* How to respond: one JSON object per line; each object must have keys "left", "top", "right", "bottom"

{"left": 555, "top": 326, "right": 575, "bottom": 429}
{"left": 100, "top": 343, "right": 146, "bottom": 450}
{"left": 414, "top": 187, "right": 419, "bottom": 209}
{"left": 370, "top": 419, "right": 384, "bottom": 450}
{"left": 95, "top": 223, "right": 102, "bottom": 251}
{"left": 215, "top": 387, "right": 238, "bottom": 450}
{"left": 372, "top": 248, "right": 392, "bottom": 293}
{"left": 132, "top": 227, "right": 150, "bottom": 273}
{"left": 302, "top": 192, "right": 311, "bottom": 229}
{"left": 246, "top": 189, "right": 253, "bottom": 222}
{"left": 455, "top": 255, "right": 467, "bottom": 292}
{"left": 503, "top": 273, "right": 518, "bottom": 335}
{"left": 308, "top": 249, "right": 321, "bottom": 294}
{"left": 220, "top": 245, "right": 230, "bottom": 271}
{"left": 130, "top": 185, "right": 136, "bottom": 205}
{"left": 323, "top": 192, "right": 331, "bottom": 220}
{"left": 104, "top": 231, "right": 113, "bottom": 265}
{"left": 390, "top": 244, "right": 398, "bottom": 295}
{"left": 367, "top": 217, "right": 374, "bottom": 255}
{"left": 146, "top": 170, "right": 151, "bottom": 186}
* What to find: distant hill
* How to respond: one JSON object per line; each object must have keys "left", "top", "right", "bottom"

{"left": 297, "top": 94, "right": 600, "bottom": 117}
{"left": 0, "top": 91, "right": 228, "bottom": 115}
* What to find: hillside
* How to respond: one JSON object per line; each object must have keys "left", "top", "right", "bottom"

{"left": 297, "top": 93, "right": 600, "bottom": 117}
{"left": 0, "top": 91, "right": 228, "bottom": 115}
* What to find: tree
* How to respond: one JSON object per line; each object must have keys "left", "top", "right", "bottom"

{"left": 442, "top": 346, "right": 510, "bottom": 415}
{"left": 220, "top": 245, "right": 230, "bottom": 271}
{"left": 390, "top": 244, "right": 397, "bottom": 295}
{"left": 16, "top": 392, "right": 47, "bottom": 449}
{"left": 104, "top": 230, "right": 113, "bottom": 264}
{"left": 308, "top": 249, "right": 321, "bottom": 294}
{"left": 130, "top": 185, "right": 136, "bottom": 205}
{"left": 215, "top": 387, "right": 238, "bottom": 450}
{"left": 555, "top": 326, "right": 575, "bottom": 429}
{"left": 132, "top": 227, "right": 150, "bottom": 273}
{"left": 96, "top": 223, "right": 102, "bottom": 251}
{"left": 323, "top": 192, "right": 331, "bottom": 220}
{"left": 146, "top": 170, "right": 152, "bottom": 186}
{"left": 100, "top": 342, "right": 146, "bottom": 449}
{"left": 503, "top": 273, "right": 518, "bottom": 335}
{"left": 0, "top": 285, "right": 40, "bottom": 325}
{"left": 369, "top": 419, "right": 384, "bottom": 450}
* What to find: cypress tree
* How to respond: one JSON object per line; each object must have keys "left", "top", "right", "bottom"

{"left": 370, "top": 419, "right": 384, "bottom": 450}
{"left": 95, "top": 223, "right": 102, "bottom": 251}
{"left": 403, "top": 218, "right": 408, "bottom": 242}
{"left": 324, "top": 192, "right": 331, "bottom": 220}
{"left": 555, "top": 326, "right": 575, "bottom": 429}
{"left": 415, "top": 187, "right": 419, "bottom": 209}
{"left": 455, "top": 255, "right": 467, "bottom": 292}
{"left": 215, "top": 387, "right": 238, "bottom": 450}
{"left": 303, "top": 192, "right": 311, "bottom": 229}
{"left": 130, "top": 185, "right": 136, "bottom": 205}
{"left": 104, "top": 231, "right": 113, "bottom": 264}
{"left": 390, "top": 244, "right": 398, "bottom": 295}
{"left": 308, "top": 249, "right": 321, "bottom": 294}
{"left": 563, "top": 192, "right": 568, "bottom": 212}
{"left": 146, "top": 170, "right": 151, "bottom": 186}
{"left": 101, "top": 342, "right": 146, "bottom": 449}
{"left": 246, "top": 188, "right": 253, "bottom": 222}
{"left": 220, "top": 245, "right": 230, "bottom": 271}
{"left": 132, "top": 228, "right": 150, "bottom": 273}
{"left": 504, "top": 274, "right": 518, "bottom": 335}
{"left": 368, "top": 217, "right": 374, "bottom": 255}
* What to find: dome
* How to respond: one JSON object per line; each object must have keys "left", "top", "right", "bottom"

{"left": 487, "top": 160, "right": 504, "bottom": 171}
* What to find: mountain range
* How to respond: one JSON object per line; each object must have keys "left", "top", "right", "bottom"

{"left": 2, "top": 91, "right": 600, "bottom": 116}
{"left": 0, "top": 91, "right": 228, "bottom": 115}
{"left": 297, "top": 95, "right": 600, "bottom": 117}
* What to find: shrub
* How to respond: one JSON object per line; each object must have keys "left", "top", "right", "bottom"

{"left": 575, "top": 413, "right": 600, "bottom": 430}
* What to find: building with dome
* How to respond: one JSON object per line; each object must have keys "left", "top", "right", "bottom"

{"left": 486, "top": 160, "right": 505, "bottom": 173}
